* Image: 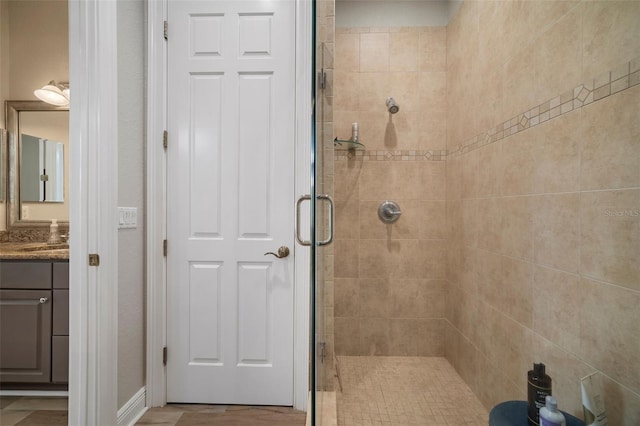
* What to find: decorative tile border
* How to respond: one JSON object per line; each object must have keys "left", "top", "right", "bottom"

{"left": 335, "top": 149, "right": 446, "bottom": 162}
{"left": 447, "top": 56, "right": 640, "bottom": 158}
{"left": 333, "top": 57, "right": 639, "bottom": 162}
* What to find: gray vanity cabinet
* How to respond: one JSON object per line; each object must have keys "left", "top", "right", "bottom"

{"left": 0, "top": 289, "right": 52, "bottom": 382}
{"left": 0, "top": 260, "right": 69, "bottom": 386}
{"left": 52, "top": 262, "right": 69, "bottom": 383}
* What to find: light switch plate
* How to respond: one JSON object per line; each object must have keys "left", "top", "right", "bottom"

{"left": 118, "top": 207, "right": 137, "bottom": 229}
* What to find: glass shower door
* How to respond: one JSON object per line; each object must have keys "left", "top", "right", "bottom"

{"left": 309, "top": 0, "right": 335, "bottom": 423}
{"left": 312, "top": 0, "right": 335, "bottom": 421}
{"left": 311, "top": 122, "right": 334, "bottom": 426}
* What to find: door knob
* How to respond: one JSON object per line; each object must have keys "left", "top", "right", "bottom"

{"left": 264, "top": 246, "right": 290, "bottom": 259}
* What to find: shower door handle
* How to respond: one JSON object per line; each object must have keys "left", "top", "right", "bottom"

{"left": 295, "top": 194, "right": 334, "bottom": 246}
{"left": 296, "top": 194, "right": 312, "bottom": 246}
{"left": 317, "top": 194, "right": 334, "bottom": 246}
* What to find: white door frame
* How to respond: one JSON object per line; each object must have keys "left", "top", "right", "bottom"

{"left": 68, "top": 0, "right": 119, "bottom": 424}
{"left": 145, "top": 0, "right": 312, "bottom": 410}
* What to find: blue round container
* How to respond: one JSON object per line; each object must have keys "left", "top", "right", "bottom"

{"left": 489, "top": 401, "right": 585, "bottom": 426}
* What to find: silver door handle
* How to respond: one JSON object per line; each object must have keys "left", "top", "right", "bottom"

{"left": 317, "top": 194, "right": 334, "bottom": 246}
{"left": 296, "top": 194, "right": 311, "bottom": 246}
{"left": 295, "top": 194, "right": 334, "bottom": 247}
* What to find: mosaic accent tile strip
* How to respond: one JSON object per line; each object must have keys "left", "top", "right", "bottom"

{"left": 447, "top": 56, "right": 640, "bottom": 158}
{"left": 335, "top": 149, "right": 446, "bottom": 162}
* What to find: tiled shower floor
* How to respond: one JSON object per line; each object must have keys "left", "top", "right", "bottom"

{"left": 336, "top": 356, "right": 488, "bottom": 426}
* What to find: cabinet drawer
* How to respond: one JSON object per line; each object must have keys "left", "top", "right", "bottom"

{"left": 53, "top": 262, "right": 69, "bottom": 289}
{"left": 0, "top": 290, "right": 52, "bottom": 383}
{"left": 0, "top": 262, "right": 52, "bottom": 289}
{"left": 53, "top": 290, "right": 69, "bottom": 335}
{"left": 52, "top": 336, "right": 69, "bottom": 384}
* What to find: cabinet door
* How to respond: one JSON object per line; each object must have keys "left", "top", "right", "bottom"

{"left": 0, "top": 290, "right": 52, "bottom": 383}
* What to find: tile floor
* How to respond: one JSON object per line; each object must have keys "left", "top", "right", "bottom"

{"left": 0, "top": 397, "right": 306, "bottom": 426}
{"left": 0, "top": 396, "right": 68, "bottom": 426}
{"left": 336, "top": 356, "right": 488, "bottom": 426}
{"left": 136, "top": 404, "right": 306, "bottom": 425}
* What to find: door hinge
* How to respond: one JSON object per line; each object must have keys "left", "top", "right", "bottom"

{"left": 318, "top": 341, "right": 326, "bottom": 363}
{"left": 163, "top": 347, "right": 167, "bottom": 365}
{"left": 163, "top": 239, "right": 167, "bottom": 257}
{"left": 317, "top": 69, "right": 326, "bottom": 90}
{"left": 88, "top": 254, "right": 100, "bottom": 266}
{"left": 163, "top": 130, "right": 168, "bottom": 150}
{"left": 163, "top": 21, "right": 168, "bottom": 40}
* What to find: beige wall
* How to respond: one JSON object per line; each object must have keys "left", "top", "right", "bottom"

{"left": 445, "top": 1, "right": 640, "bottom": 423}
{"left": 6, "top": 0, "right": 68, "bottom": 100}
{"left": 333, "top": 26, "right": 447, "bottom": 356}
{"left": 116, "top": 0, "right": 146, "bottom": 409}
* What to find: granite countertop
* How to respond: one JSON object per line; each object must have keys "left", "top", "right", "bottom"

{"left": 0, "top": 242, "right": 70, "bottom": 260}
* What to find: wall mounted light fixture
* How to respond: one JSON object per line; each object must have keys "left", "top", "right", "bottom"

{"left": 34, "top": 81, "right": 70, "bottom": 106}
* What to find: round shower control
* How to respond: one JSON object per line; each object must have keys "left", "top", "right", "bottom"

{"left": 378, "top": 201, "right": 402, "bottom": 224}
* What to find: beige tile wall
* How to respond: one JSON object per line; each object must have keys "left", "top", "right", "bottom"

{"left": 445, "top": 1, "right": 640, "bottom": 424}
{"left": 334, "top": 26, "right": 448, "bottom": 357}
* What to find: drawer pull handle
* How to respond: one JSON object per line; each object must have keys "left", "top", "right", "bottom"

{"left": 0, "top": 298, "right": 50, "bottom": 306}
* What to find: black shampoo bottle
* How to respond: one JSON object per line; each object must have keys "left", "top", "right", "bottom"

{"left": 528, "top": 363, "right": 552, "bottom": 425}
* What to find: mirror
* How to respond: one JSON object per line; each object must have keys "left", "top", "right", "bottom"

{"left": 20, "top": 119, "right": 65, "bottom": 202}
{"left": 6, "top": 100, "right": 69, "bottom": 229}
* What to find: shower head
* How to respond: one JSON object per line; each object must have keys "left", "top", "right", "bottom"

{"left": 386, "top": 97, "right": 399, "bottom": 114}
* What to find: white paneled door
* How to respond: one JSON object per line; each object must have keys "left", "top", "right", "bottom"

{"left": 166, "top": 0, "right": 296, "bottom": 405}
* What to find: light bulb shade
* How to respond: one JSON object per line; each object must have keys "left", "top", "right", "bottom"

{"left": 34, "top": 83, "right": 69, "bottom": 106}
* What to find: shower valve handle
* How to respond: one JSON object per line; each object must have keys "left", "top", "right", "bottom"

{"left": 378, "top": 201, "right": 402, "bottom": 224}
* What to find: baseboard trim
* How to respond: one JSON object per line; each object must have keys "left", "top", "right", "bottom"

{"left": 117, "top": 386, "right": 147, "bottom": 426}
